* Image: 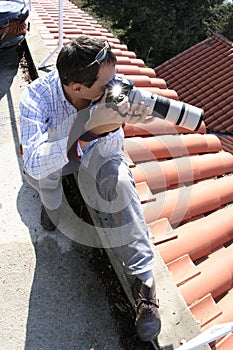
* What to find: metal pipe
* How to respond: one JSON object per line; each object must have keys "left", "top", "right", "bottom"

{"left": 175, "top": 322, "right": 233, "bottom": 350}
{"left": 38, "top": 0, "right": 63, "bottom": 69}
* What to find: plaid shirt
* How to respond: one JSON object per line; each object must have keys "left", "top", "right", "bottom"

{"left": 19, "top": 69, "right": 124, "bottom": 179}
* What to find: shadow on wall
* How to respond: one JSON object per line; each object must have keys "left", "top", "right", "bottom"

{"left": 0, "top": 46, "right": 22, "bottom": 100}
{"left": 0, "top": 45, "right": 24, "bottom": 171}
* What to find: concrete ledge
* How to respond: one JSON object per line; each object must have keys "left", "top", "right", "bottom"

{"left": 26, "top": 19, "right": 56, "bottom": 76}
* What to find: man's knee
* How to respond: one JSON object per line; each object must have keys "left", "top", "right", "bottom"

{"left": 97, "top": 166, "right": 134, "bottom": 205}
{"left": 101, "top": 178, "right": 119, "bottom": 201}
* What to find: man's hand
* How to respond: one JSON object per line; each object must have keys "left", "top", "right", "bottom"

{"left": 84, "top": 95, "right": 129, "bottom": 135}
{"left": 100, "top": 95, "right": 156, "bottom": 126}
{"left": 84, "top": 94, "right": 155, "bottom": 136}
{"left": 123, "top": 101, "right": 154, "bottom": 124}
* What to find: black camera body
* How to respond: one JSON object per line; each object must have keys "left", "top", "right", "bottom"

{"left": 105, "top": 75, "right": 203, "bottom": 131}
{"left": 106, "top": 75, "right": 134, "bottom": 106}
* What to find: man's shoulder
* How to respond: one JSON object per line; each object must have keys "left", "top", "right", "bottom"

{"left": 32, "top": 69, "right": 59, "bottom": 90}
{"left": 20, "top": 69, "right": 60, "bottom": 110}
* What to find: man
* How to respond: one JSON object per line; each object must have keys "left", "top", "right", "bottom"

{"left": 19, "top": 35, "right": 161, "bottom": 342}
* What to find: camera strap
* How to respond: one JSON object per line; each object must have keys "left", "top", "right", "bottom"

{"left": 79, "top": 127, "right": 120, "bottom": 142}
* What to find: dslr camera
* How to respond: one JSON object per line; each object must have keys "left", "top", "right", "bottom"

{"left": 106, "top": 75, "right": 203, "bottom": 131}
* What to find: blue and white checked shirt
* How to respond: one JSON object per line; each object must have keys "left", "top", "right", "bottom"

{"left": 20, "top": 69, "right": 124, "bottom": 179}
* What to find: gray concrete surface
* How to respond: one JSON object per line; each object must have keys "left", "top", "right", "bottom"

{"left": 0, "top": 46, "right": 123, "bottom": 350}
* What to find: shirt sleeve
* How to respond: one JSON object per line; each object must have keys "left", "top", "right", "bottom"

{"left": 19, "top": 85, "right": 69, "bottom": 180}
{"left": 79, "top": 127, "right": 125, "bottom": 168}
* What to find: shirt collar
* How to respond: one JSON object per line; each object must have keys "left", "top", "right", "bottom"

{"left": 56, "top": 69, "right": 68, "bottom": 103}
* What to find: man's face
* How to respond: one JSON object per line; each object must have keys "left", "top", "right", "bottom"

{"left": 80, "top": 63, "right": 116, "bottom": 101}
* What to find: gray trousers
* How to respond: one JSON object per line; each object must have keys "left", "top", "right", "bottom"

{"left": 23, "top": 152, "right": 155, "bottom": 275}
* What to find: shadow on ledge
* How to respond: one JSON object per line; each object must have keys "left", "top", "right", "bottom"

{"left": 17, "top": 180, "right": 123, "bottom": 350}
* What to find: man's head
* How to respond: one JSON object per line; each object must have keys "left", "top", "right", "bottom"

{"left": 57, "top": 35, "right": 117, "bottom": 88}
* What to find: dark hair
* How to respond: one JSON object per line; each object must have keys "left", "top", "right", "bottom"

{"left": 56, "top": 35, "right": 116, "bottom": 87}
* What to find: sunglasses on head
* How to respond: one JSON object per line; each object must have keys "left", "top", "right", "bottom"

{"left": 82, "top": 41, "right": 111, "bottom": 69}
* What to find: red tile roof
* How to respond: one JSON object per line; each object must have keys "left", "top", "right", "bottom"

{"left": 154, "top": 33, "right": 233, "bottom": 154}
{"left": 29, "top": 1, "right": 233, "bottom": 348}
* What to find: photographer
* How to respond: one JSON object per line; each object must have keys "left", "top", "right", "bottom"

{"left": 19, "top": 35, "right": 161, "bottom": 342}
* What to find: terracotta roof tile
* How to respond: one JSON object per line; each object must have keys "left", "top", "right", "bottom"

{"left": 155, "top": 33, "right": 233, "bottom": 154}
{"left": 179, "top": 244, "right": 233, "bottom": 305}
{"left": 167, "top": 254, "right": 201, "bottom": 287}
{"left": 218, "top": 135, "right": 233, "bottom": 154}
{"left": 115, "top": 65, "right": 156, "bottom": 77}
{"left": 190, "top": 293, "right": 223, "bottom": 328}
{"left": 215, "top": 334, "right": 233, "bottom": 350}
{"left": 30, "top": 1, "right": 233, "bottom": 348}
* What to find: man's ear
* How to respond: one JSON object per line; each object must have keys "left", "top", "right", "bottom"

{"left": 72, "top": 83, "right": 82, "bottom": 93}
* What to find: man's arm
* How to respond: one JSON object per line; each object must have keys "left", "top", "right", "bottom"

{"left": 78, "top": 95, "right": 152, "bottom": 149}
{"left": 20, "top": 87, "right": 69, "bottom": 180}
